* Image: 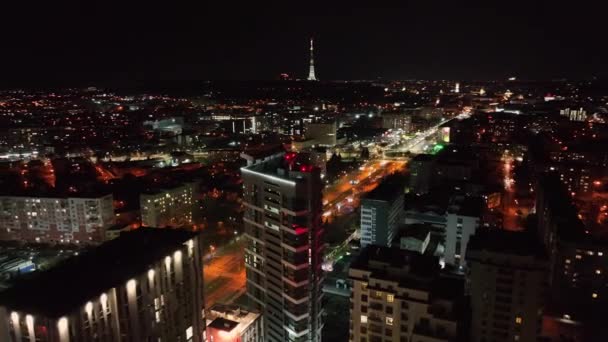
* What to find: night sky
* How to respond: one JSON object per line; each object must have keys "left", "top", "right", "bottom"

{"left": 1, "top": 1, "right": 606, "bottom": 85}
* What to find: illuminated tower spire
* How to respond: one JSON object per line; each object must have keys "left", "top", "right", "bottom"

{"left": 307, "top": 37, "right": 318, "bottom": 81}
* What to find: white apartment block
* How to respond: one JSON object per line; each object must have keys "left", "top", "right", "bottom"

{"left": 140, "top": 183, "right": 194, "bottom": 228}
{"left": 0, "top": 194, "right": 114, "bottom": 244}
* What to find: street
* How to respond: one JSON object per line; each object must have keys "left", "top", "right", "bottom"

{"left": 203, "top": 238, "right": 247, "bottom": 307}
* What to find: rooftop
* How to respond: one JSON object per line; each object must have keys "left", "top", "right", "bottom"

{"left": 350, "top": 245, "right": 439, "bottom": 288}
{"left": 363, "top": 175, "right": 405, "bottom": 202}
{"left": 411, "top": 153, "right": 435, "bottom": 162}
{"left": 208, "top": 317, "right": 239, "bottom": 332}
{"left": 397, "top": 223, "right": 432, "bottom": 241}
{"left": 467, "top": 228, "right": 547, "bottom": 258}
{"left": 448, "top": 195, "right": 484, "bottom": 217}
{"left": 0, "top": 228, "right": 198, "bottom": 318}
{"left": 350, "top": 245, "right": 462, "bottom": 300}
{"left": 241, "top": 152, "right": 319, "bottom": 182}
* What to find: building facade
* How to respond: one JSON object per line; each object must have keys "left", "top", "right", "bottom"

{"left": 536, "top": 175, "right": 608, "bottom": 322}
{"left": 0, "top": 194, "right": 115, "bottom": 244}
{"left": 349, "top": 246, "right": 463, "bottom": 342}
{"left": 466, "top": 229, "right": 548, "bottom": 342}
{"left": 241, "top": 152, "right": 324, "bottom": 342}
{"left": 304, "top": 121, "right": 337, "bottom": 146}
{"left": 382, "top": 113, "right": 412, "bottom": 132}
{"left": 0, "top": 228, "right": 206, "bottom": 342}
{"left": 445, "top": 212, "right": 480, "bottom": 269}
{"left": 140, "top": 183, "right": 195, "bottom": 228}
{"left": 360, "top": 181, "right": 404, "bottom": 248}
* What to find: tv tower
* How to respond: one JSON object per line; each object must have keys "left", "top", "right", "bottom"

{"left": 307, "top": 37, "right": 318, "bottom": 81}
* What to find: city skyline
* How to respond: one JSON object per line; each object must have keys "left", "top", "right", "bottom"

{"left": 1, "top": 2, "right": 607, "bottom": 86}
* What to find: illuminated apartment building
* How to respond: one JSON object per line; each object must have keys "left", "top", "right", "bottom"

{"left": 140, "top": 183, "right": 195, "bottom": 228}
{"left": 349, "top": 246, "right": 464, "bottom": 342}
{"left": 0, "top": 228, "right": 206, "bottom": 342}
{"left": 466, "top": 229, "right": 548, "bottom": 342}
{"left": 241, "top": 152, "right": 324, "bottom": 342}
{"left": 0, "top": 193, "right": 114, "bottom": 244}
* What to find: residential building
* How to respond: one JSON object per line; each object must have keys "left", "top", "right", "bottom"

{"left": 305, "top": 121, "right": 338, "bottom": 146}
{"left": 466, "top": 229, "right": 548, "bottom": 342}
{"left": 0, "top": 193, "right": 114, "bottom": 244}
{"left": 360, "top": 178, "right": 404, "bottom": 247}
{"left": 205, "top": 304, "right": 263, "bottom": 342}
{"left": 241, "top": 152, "right": 324, "bottom": 342}
{"left": 382, "top": 112, "right": 412, "bottom": 132}
{"left": 559, "top": 107, "right": 587, "bottom": 122}
{"left": 408, "top": 154, "right": 435, "bottom": 195}
{"left": 0, "top": 228, "right": 206, "bottom": 342}
{"left": 349, "top": 246, "right": 464, "bottom": 342}
{"left": 140, "top": 183, "right": 195, "bottom": 228}
{"left": 536, "top": 175, "right": 608, "bottom": 322}
{"left": 444, "top": 196, "right": 482, "bottom": 268}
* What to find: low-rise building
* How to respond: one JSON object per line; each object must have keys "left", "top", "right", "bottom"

{"left": 205, "top": 304, "right": 263, "bottom": 342}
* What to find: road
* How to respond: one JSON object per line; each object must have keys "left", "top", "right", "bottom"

{"left": 203, "top": 238, "right": 246, "bottom": 307}
{"left": 322, "top": 160, "right": 406, "bottom": 221}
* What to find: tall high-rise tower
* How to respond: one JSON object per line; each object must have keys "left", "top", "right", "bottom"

{"left": 307, "top": 38, "right": 318, "bottom": 81}
{"left": 242, "top": 152, "right": 324, "bottom": 342}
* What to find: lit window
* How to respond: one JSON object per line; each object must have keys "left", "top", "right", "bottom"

{"left": 186, "top": 326, "right": 193, "bottom": 340}
{"left": 361, "top": 282, "right": 368, "bottom": 291}
{"left": 387, "top": 294, "right": 395, "bottom": 303}
{"left": 515, "top": 316, "right": 522, "bottom": 324}
{"left": 361, "top": 315, "right": 368, "bottom": 324}
{"left": 375, "top": 291, "right": 383, "bottom": 298}
{"left": 565, "top": 259, "right": 571, "bottom": 264}
{"left": 596, "top": 269, "right": 602, "bottom": 275}
{"left": 386, "top": 317, "right": 393, "bottom": 326}
{"left": 592, "top": 293, "right": 598, "bottom": 299}
{"left": 599, "top": 252, "right": 604, "bottom": 256}
{"left": 575, "top": 255, "right": 582, "bottom": 259}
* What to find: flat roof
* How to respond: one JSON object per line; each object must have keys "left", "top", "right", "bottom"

{"left": 363, "top": 176, "right": 405, "bottom": 201}
{"left": 0, "top": 228, "right": 198, "bottom": 318}
{"left": 467, "top": 229, "right": 546, "bottom": 258}
{"left": 208, "top": 317, "right": 239, "bottom": 332}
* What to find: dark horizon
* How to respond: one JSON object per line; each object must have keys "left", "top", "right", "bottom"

{"left": 1, "top": 2, "right": 607, "bottom": 87}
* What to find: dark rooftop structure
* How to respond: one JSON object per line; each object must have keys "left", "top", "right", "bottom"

{"left": 467, "top": 229, "right": 547, "bottom": 258}
{"left": 363, "top": 175, "right": 405, "bottom": 202}
{"left": 208, "top": 317, "right": 239, "bottom": 332}
{"left": 350, "top": 245, "right": 463, "bottom": 301}
{"left": 396, "top": 223, "right": 432, "bottom": 241}
{"left": 448, "top": 195, "right": 484, "bottom": 217}
{"left": 0, "top": 228, "right": 198, "bottom": 318}
{"left": 350, "top": 245, "right": 440, "bottom": 288}
{"left": 411, "top": 153, "right": 435, "bottom": 163}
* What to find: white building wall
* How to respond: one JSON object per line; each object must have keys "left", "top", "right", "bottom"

{"left": 445, "top": 213, "right": 479, "bottom": 268}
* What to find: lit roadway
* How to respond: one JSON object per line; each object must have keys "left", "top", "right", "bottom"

{"left": 384, "top": 117, "right": 455, "bottom": 155}
{"left": 323, "top": 160, "right": 406, "bottom": 220}
{"left": 203, "top": 238, "right": 246, "bottom": 307}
